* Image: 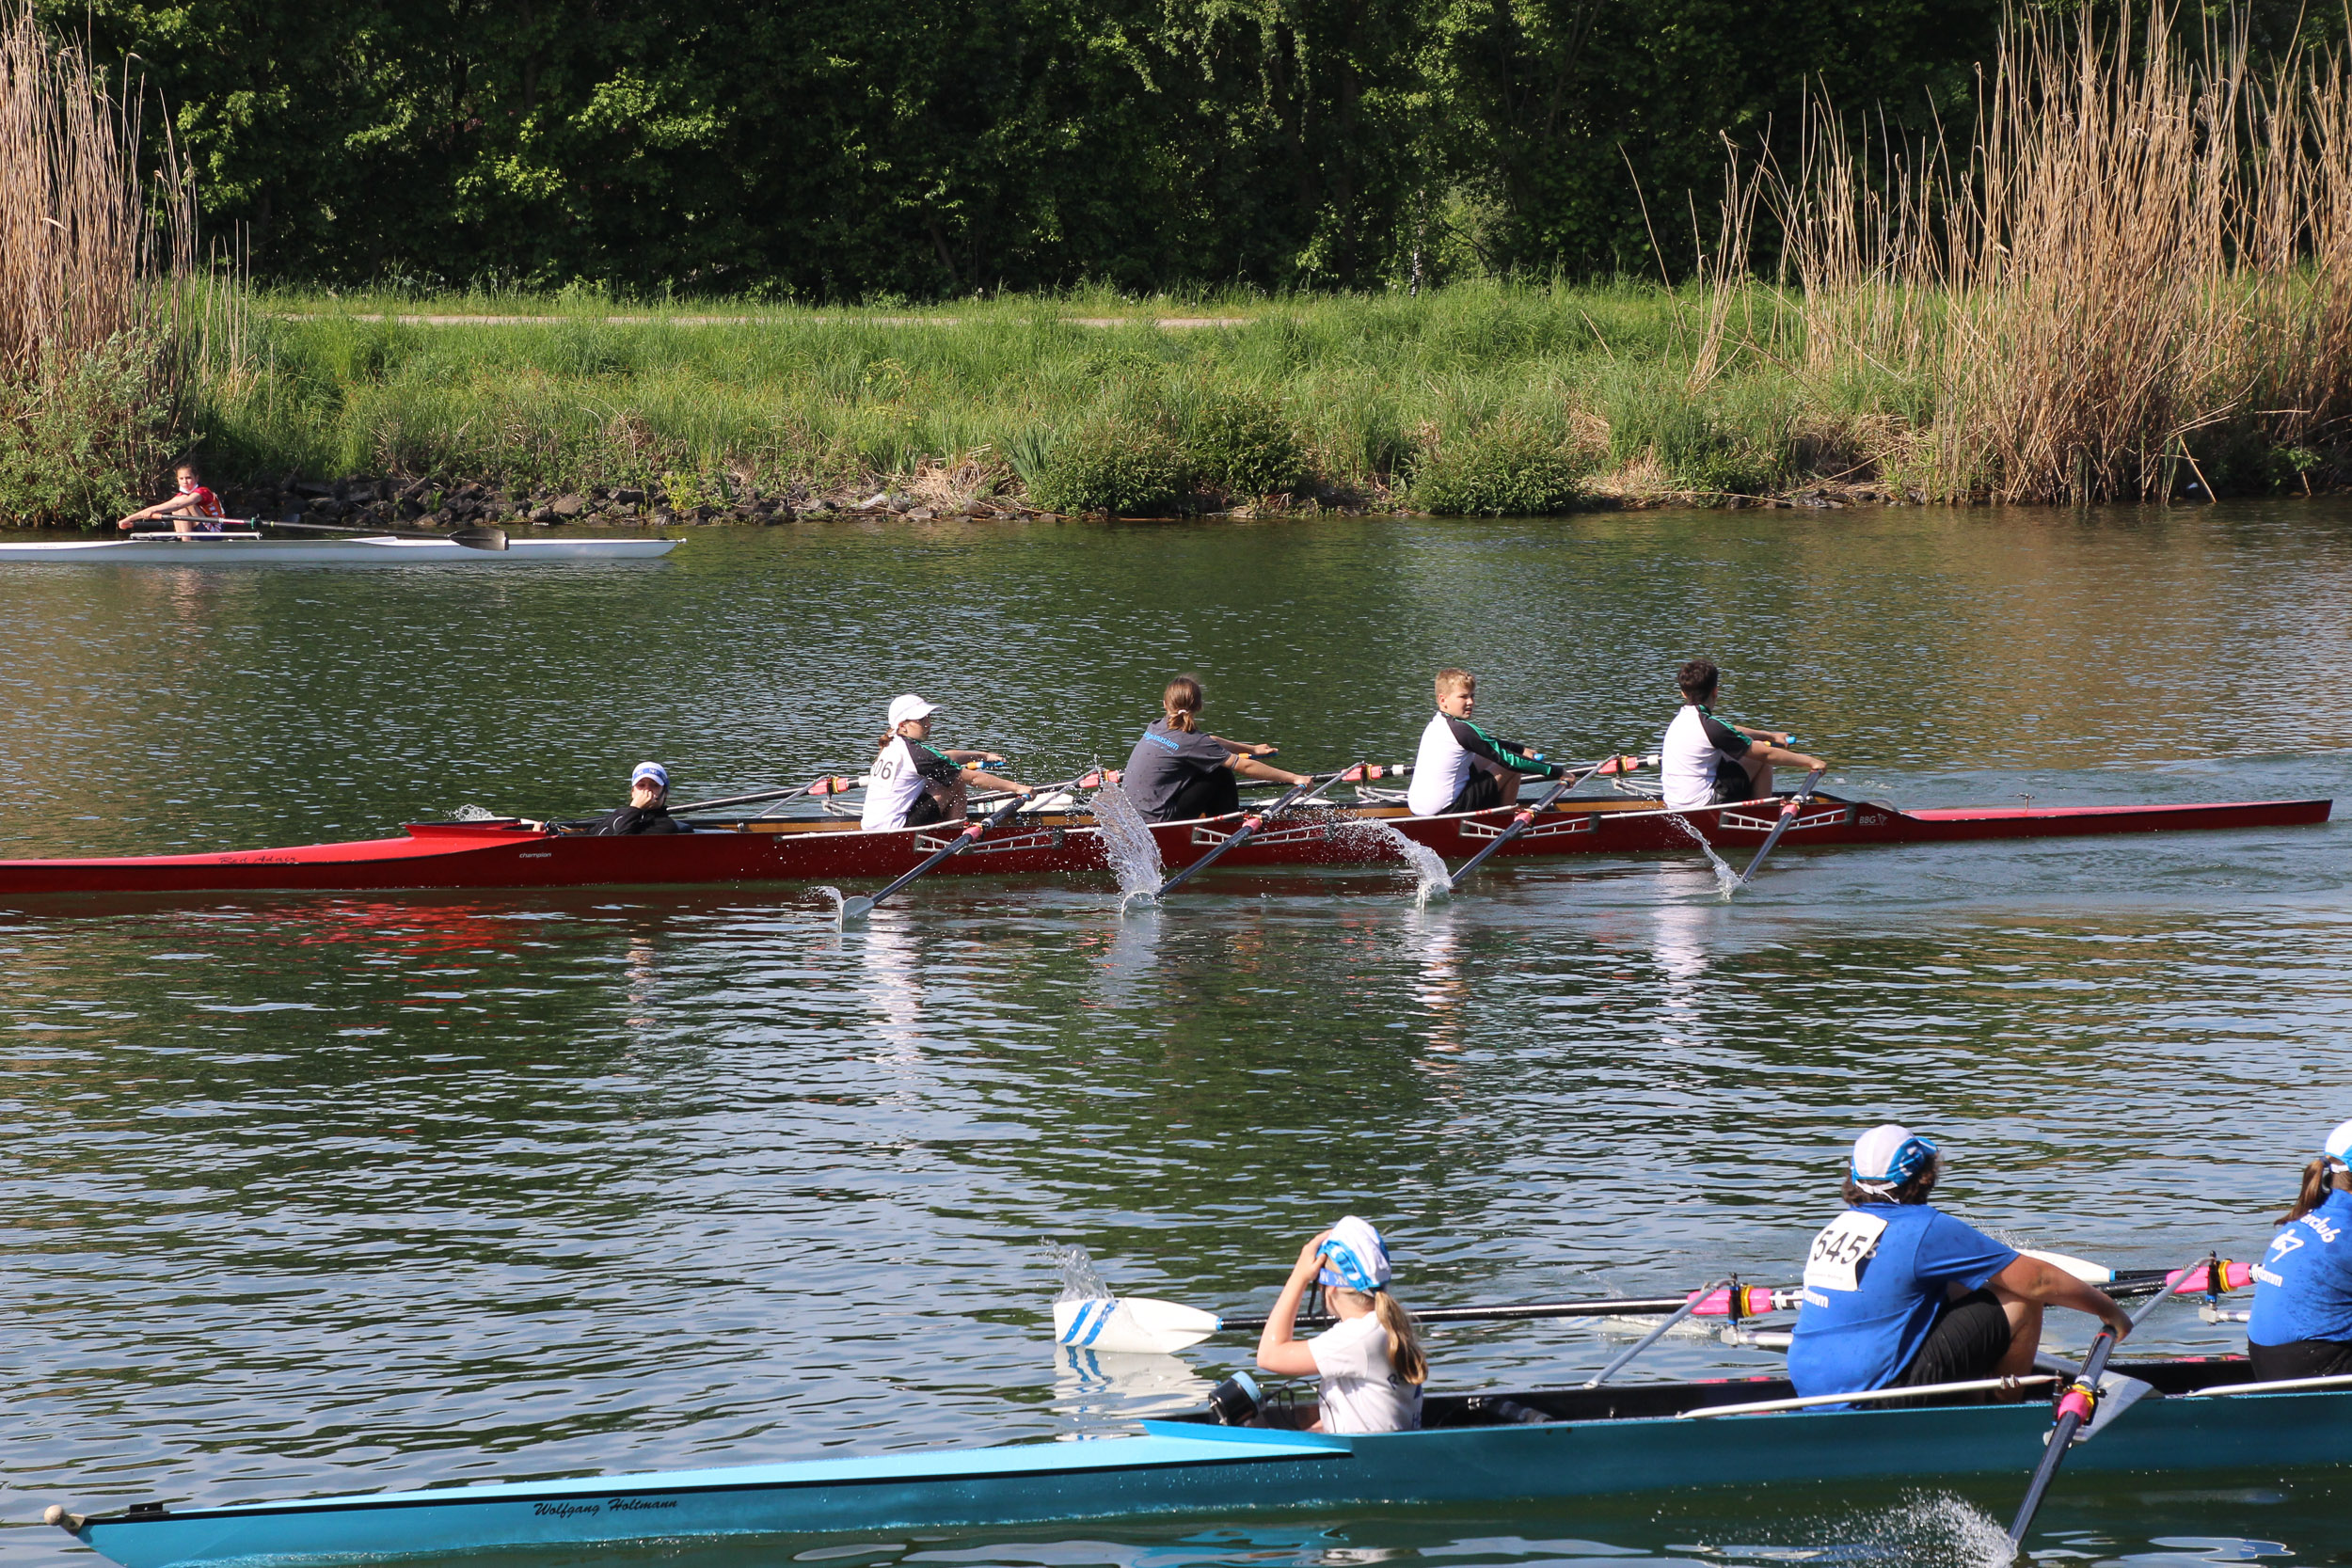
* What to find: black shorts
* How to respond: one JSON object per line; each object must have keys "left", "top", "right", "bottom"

{"left": 1445, "top": 771, "right": 1503, "bottom": 814}
{"left": 2249, "top": 1338, "right": 2352, "bottom": 1381}
{"left": 1894, "top": 1288, "right": 2012, "bottom": 1392}
{"left": 1152, "top": 767, "right": 1240, "bottom": 823}
{"left": 905, "top": 791, "right": 947, "bottom": 828}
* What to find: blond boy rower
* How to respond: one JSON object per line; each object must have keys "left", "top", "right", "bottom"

{"left": 1406, "top": 669, "right": 1565, "bottom": 816}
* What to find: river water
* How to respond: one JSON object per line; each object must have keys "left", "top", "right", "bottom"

{"left": 3, "top": 505, "right": 2349, "bottom": 1567}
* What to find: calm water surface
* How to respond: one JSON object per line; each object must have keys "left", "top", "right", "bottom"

{"left": 4, "top": 506, "right": 2351, "bottom": 1567}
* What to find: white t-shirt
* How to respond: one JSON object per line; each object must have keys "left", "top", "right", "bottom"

{"left": 861, "top": 736, "right": 955, "bottom": 831}
{"left": 1307, "top": 1311, "right": 1422, "bottom": 1433}
{"left": 1407, "top": 712, "right": 1471, "bottom": 816}
{"left": 1660, "top": 704, "right": 1754, "bottom": 811}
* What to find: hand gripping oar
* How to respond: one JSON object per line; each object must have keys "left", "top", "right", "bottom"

{"left": 263, "top": 516, "right": 511, "bottom": 551}
{"left": 1731, "top": 766, "right": 1826, "bottom": 893}
{"left": 1443, "top": 750, "right": 1632, "bottom": 893}
{"left": 1152, "top": 763, "right": 1364, "bottom": 898}
{"left": 2005, "top": 1256, "right": 2202, "bottom": 1552}
{"left": 840, "top": 771, "right": 1096, "bottom": 921}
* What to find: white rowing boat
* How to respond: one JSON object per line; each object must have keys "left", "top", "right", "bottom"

{"left": 0, "top": 533, "right": 677, "bottom": 562}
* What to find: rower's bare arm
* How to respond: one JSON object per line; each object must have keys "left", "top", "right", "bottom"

{"left": 963, "top": 769, "right": 1030, "bottom": 795}
{"left": 945, "top": 749, "right": 1007, "bottom": 764}
{"left": 1212, "top": 736, "right": 1279, "bottom": 757}
{"left": 1752, "top": 739, "right": 1827, "bottom": 772}
{"left": 1256, "top": 1231, "right": 1331, "bottom": 1377}
{"left": 1991, "top": 1254, "right": 2132, "bottom": 1337}
{"left": 1232, "top": 754, "right": 1308, "bottom": 785}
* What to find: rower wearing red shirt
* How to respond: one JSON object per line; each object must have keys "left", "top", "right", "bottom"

{"left": 118, "top": 463, "right": 230, "bottom": 534}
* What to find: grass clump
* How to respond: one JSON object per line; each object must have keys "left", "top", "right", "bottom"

{"left": 1411, "top": 417, "right": 1592, "bottom": 515}
{"left": 1024, "top": 418, "right": 1189, "bottom": 515}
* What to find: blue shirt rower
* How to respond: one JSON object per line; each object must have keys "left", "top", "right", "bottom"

{"left": 1787, "top": 1125, "right": 2131, "bottom": 1406}
{"left": 2248, "top": 1117, "right": 2352, "bottom": 1381}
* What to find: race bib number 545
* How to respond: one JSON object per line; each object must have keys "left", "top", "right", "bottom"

{"left": 1804, "top": 1212, "right": 1889, "bottom": 1292}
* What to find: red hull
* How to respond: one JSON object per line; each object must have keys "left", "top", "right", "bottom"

{"left": 0, "top": 792, "right": 2328, "bottom": 897}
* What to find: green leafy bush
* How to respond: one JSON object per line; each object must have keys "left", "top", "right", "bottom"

{"left": 0, "top": 336, "right": 177, "bottom": 527}
{"left": 1186, "top": 391, "right": 1305, "bottom": 499}
{"left": 1025, "top": 418, "right": 1188, "bottom": 515}
{"left": 1411, "top": 417, "right": 1590, "bottom": 515}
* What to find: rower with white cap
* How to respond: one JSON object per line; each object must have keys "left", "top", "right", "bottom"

{"left": 2247, "top": 1117, "right": 2352, "bottom": 1381}
{"left": 1254, "top": 1216, "right": 1428, "bottom": 1433}
{"left": 1786, "top": 1124, "right": 2131, "bottom": 1406}
{"left": 861, "top": 694, "right": 1032, "bottom": 832}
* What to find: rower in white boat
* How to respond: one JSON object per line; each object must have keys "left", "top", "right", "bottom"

{"left": 2247, "top": 1117, "right": 2352, "bottom": 1381}
{"left": 1660, "top": 657, "right": 1826, "bottom": 811}
{"left": 863, "top": 694, "right": 1033, "bottom": 832}
{"left": 1253, "top": 1216, "right": 1429, "bottom": 1433}
{"left": 1787, "top": 1125, "right": 2132, "bottom": 1407}
{"left": 1406, "top": 667, "right": 1567, "bottom": 816}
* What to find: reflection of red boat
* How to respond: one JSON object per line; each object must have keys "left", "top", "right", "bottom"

{"left": 0, "top": 790, "right": 2328, "bottom": 896}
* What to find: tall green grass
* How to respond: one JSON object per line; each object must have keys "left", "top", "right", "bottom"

{"left": 183, "top": 264, "right": 2347, "bottom": 516}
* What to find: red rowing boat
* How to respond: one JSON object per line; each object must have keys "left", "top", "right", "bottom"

{"left": 0, "top": 790, "right": 2328, "bottom": 896}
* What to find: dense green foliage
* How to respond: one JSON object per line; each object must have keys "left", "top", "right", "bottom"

{"left": 50, "top": 0, "right": 2043, "bottom": 295}
{"left": 1410, "top": 414, "right": 1592, "bottom": 514}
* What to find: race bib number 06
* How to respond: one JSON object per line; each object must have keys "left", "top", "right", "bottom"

{"left": 1804, "top": 1211, "right": 1889, "bottom": 1292}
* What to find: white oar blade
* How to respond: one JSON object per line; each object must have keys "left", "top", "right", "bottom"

{"left": 838, "top": 896, "right": 875, "bottom": 922}
{"left": 1053, "top": 1296, "right": 1222, "bottom": 1355}
{"left": 2023, "top": 1248, "right": 2115, "bottom": 1284}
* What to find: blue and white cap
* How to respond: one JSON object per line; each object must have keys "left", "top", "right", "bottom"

{"left": 1316, "top": 1215, "right": 1392, "bottom": 1293}
{"left": 1851, "top": 1123, "right": 1939, "bottom": 1194}
{"left": 2322, "top": 1119, "right": 2352, "bottom": 1167}
{"left": 631, "top": 762, "right": 669, "bottom": 789}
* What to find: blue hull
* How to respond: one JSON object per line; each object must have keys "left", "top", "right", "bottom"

{"left": 63, "top": 1379, "right": 2352, "bottom": 1568}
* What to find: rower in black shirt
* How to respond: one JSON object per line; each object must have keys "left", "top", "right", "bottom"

{"left": 591, "top": 762, "right": 689, "bottom": 835}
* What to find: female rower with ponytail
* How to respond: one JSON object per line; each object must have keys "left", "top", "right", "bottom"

{"left": 1255, "top": 1216, "right": 1427, "bottom": 1433}
{"left": 2247, "top": 1118, "right": 2352, "bottom": 1380}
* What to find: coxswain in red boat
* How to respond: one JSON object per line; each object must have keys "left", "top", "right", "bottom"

{"left": 1787, "top": 1125, "right": 2132, "bottom": 1406}
{"left": 1122, "top": 674, "right": 1308, "bottom": 823}
{"left": 1406, "top": 667, "right": 1565, "bottom": 816}
{"left": 862, "top": 694, "right": 1031, "bottom": 832}
{"left": 2247, "top": 1117, "right": 2352, "bottom": 1381}
{"left": 1254, "top": 1216, "right": 1428, "bottom": 1433}
{"left": 595, "top": 762, "right": 690, "bottom": 834}
{"left": 117, "top": 462, "right": 230, "bottom": 535}
{"left": 1660, "top": 658, "right": 1825, "bottom": 811}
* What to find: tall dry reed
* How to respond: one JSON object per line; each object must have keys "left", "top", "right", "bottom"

{"left": 1708, "top": 6, "right": 2352, "bottom": 502}
{"left": 0, "top": 2, "right": 193, "bottom": 526}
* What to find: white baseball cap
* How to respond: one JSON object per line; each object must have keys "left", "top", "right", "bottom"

{"left": 1851, "top": 1123, "right": 1939, "bottom": 1190}
{"left": 1316, "top": 1215, "right": 1393, "bottom": 1293}
{"left": 630, "top": 762, "right": 669, "bottom": 789}
{"left": 888, "top": 694, "right": 938, "bottom": 728}
{"left": 2323, "top": 1118, "right": 2352, "bottom": 1165}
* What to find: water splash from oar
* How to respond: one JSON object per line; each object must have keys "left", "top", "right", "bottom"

{"left": 1665, "top": 813, "right": 1740, "bottom": 897}
{"left": 1341, "top": 817, "right": 1452, "bottom": 904}
{"left": 1091, "top": 784, "right": 1164, "bottom": 911}
{"left": 812, "top": 886, "right": 847, "bottom": 920}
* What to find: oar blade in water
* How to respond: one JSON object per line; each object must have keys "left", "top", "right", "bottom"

{"left": 1054, "top": 1296, "right": 1222, "bottom": 1355}
{"left": 837, "top": 895, "right": 876, "bottom": 922}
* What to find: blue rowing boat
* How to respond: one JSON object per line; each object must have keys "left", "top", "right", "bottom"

{"left": 48, "top": 1359, "right": 2352, "bottom": 1568}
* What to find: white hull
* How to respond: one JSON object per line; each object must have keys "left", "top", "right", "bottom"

{"left": 0, "top": 534, "right": 677, "bottom": 562}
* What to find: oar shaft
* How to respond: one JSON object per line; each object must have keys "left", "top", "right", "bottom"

{"left": 1582, "top": 1279, "right": 1725, "bottom": 1387}
{"left": 2007, "top": 1257, "right": 2200, "bottom": 1548}
{"left": 1446, "top": 749, "right": 1626, "bottom": 890}
{"left": 850, "top": 771, "right": 1091, "bottom": 914}
{"left": 1732, "top": 767, "right": 1826, "bottom": 891}
{"left": 1219, "top": 1289, "right": 1798, "bottom": 1332}
{"left": 671, "top": 784, "right": 826, "bottom": 815}
{"left": 1153, "top": 764, "right": 1359, "bottom": 896}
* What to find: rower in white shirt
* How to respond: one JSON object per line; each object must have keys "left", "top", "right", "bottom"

{"left": 1660, "top": 658, "right": 1825, "bottom": 812}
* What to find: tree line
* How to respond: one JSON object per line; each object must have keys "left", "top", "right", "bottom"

{"left": 45, "top": 0, "right": 2333, "bottom": 298}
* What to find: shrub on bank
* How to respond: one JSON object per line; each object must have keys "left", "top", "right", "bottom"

{"left": 1410, "top": 418, "right": 1591, "bottom": 515}
{"left": 1185, "top": 391, "right": 1305, "bottom": 500}
{"left": 1024, "top": 418, "right": 1189, "bottom": 515}
{"left": 0, "top": 339, "right": 177, "bottom": 526}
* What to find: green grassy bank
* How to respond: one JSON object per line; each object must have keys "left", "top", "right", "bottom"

{"left": 181, "top": 283, "right": 1939, "bottom": 523}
